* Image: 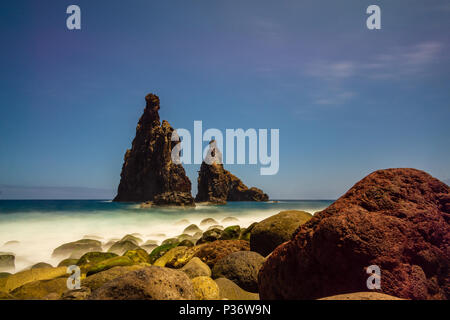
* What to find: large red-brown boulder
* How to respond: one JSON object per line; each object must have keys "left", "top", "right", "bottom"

{"left": 258, "top": 168, "right": 450, "bottom": 300}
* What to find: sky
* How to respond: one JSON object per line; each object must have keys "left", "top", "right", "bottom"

{"left": 0, "top": 0, "right": 449, "bottom": 199}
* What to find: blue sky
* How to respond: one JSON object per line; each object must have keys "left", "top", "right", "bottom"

{"left": 0, "top": 0, "right": 449, "bottom": 199}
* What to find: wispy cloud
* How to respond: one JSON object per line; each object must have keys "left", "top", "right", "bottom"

{"left": 306, "top": 41, "right": 445, "bottom": 105}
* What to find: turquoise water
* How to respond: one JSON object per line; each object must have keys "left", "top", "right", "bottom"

{"left": 0, "top": 200, "right": 333, "bottom": 271}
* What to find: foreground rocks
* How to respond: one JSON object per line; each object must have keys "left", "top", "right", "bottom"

{"left": 88, "top": 266, "right": 195, "bottom": 300}
{"left": 250, "top": 210, "right": 312, "bottom": 256}
{"left": 318, "top": 292, "right": 404, "bottom": 300}
{"left": 195, "top": 141, "right": 268, "bottom": 203}
{"left": 0, "top": 253, "right": 15, "bottom": 273}
{"left": 52, "top": 239, "right": 102, "bottom": 259}
{"left": 113, "top": 93, "right": 192, "bottom": 204}
{"left": 215, "top": 277, "right": 259, "bottom": 300}
{"left": 212, "top": 251, "right": 265, "bottom": 293}
{"left": 259, "top": 168, "right": 450, "bottom": 300}
{"left": 194, "top": 240, "right": 250, "bottom": 267}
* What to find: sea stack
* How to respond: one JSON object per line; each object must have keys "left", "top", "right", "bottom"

{"left": 195, "top": 141, "right": 269, "bottom": 204}
{"left": 258, "top": 168, "right": 450, "bottom": 300}
{"left": 113, "top": 94, "right": 193, "bottom": 204}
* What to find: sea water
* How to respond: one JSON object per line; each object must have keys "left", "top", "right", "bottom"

{"left": 0, "top": 200, "right": 333, "bottom": 271}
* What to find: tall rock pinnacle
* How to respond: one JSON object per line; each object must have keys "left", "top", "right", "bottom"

{"left": 113, "top": 93, "right": 192, "bottom": 203}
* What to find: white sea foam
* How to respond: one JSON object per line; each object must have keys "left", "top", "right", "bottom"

{"left": 0, "top": 201, "right": 331, "bottom": 271}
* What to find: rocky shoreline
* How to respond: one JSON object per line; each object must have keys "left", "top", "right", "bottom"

{"left": 1, "top": 168, "right": 448, "bottom": 300}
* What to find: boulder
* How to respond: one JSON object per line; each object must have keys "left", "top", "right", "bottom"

{"left": 52, "top": 239, "right": 102, "bottom": 259}
{"left": 180, "top": 257, "right": 212, "bottom": 279}
{"left": 89, "top": 266, "right": 195, "bottom": 300}
{"left": 153, "top": 246, "right": 199, "bottom": 268}
{"left": 57, "top": 259, "right": 78, "bottom": 267}
{"left": 77, "top": 252, "right": 118, "bottom": 272}
{"left": 259, "top": 168, "right": 450, "bottom": 300}
{"left": 108, "top": 240, "right": 140, "bottom": 255}
{"left": 113, "top": 93, "right": 192, "bottom": 203}
{"left": 239, "top": 222, "right": 257, "bottom": 241}
{"left": 123, "top": 249, "right": 150, "bottom": 264}
{"left": 120, "top": 234, "right": 143, "bottom": 245}
{"left": 318, "top": 292, "right": 404, "bottom": 300}
{"left": 85, "top": 256, "right": 135, "bottom": 276}
{"left": 178, "top": 240, "right": 194, "bottom": 247}
{"left": 192, "top": 276, "right": 220, "bottom": 300}
{"left": 250, "top": 210, "right": 312, "bottom": 256}
{"left": 161, "top": 238, "right": 180, "bottom": 246}
{"left": 200, "top": 218, "right": 219, "bottom": 227}
{"left": 174, "top": 219, "right": 190, "bottom": 226}
{"left": 61, "top": 287, "right": 92, "bottom": 300}
{"left": 149, "top": 243, "right": 179, "bottom": 264}
{"left": 196, "top": 228, "right": 223, "bottom": 244}
{"left": 4, "top": 267, "right": 68, "bottom": 292}
{"left": 219, "top": 225, "right": 241, "bottom": 240}
{"left": 194, "top": 240, "right": 250, "bottom": 267}
{"left": 0, "top": 254, "right": 15, "bottom": 272}
{"left": 82, "top": 265, "right": 145, "bottom": 291}
{"left": 183, "top": 224, "right": 202, "bottom": 235}
{"left": 10, "top": 278, "right": 68, "bottom": 300}
{"left": 0, "top": 272, "right": 11, "bottom": 279}
{"left": 30, "top": 262, "right": 53, "bottom": 270}
{"left": 0, "top": 291, "right": 15, "bottom": 300}
{"left": 212, "top": 251, "right": 264, "bottom": 292}
{"left": 222, "top": 217, "right": 239, "bottom": 223}
{"left": 195, "top": 140, "right": 268, "bottom": 203}
{"left": 215, "top": 278, "right": 259, "bottom": 300}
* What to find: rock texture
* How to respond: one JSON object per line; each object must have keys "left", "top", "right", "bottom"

{"left": 195, "top": 141, "right": 268, "bottom": 203}
{"left": 250, "top": 210, "right": 312, "bottom": 256}
{"left": 88, "top": 266, "right": 195, "bottom": 300}
{"left": 259, "top": 168, "right": 450, "bottom": 300}
{"left": 194, "top": 240, "right": 250, "bottom": 267}
{"left": 113, "top": 94, "right": 192, "bottom": 203}
{"left": 212, "top": 251, "right": 265, "bottom": 292}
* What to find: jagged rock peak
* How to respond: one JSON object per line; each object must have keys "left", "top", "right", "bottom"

{"left": 195, "top": 141, "right": 268, "bottom": 203}
{"left": 113, "top": 93, "right": 192, "bottom": 203}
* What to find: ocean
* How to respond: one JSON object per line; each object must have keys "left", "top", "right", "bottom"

{"left": 0, "top": 200, "right": 333, "bottom": 271}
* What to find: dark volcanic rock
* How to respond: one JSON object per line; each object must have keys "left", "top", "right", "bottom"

{"left": 194, "top": 240, "right": 250, "bottom": 267}
{"left": 195, "top": 141, "right": 268, "bottom": 203}
{"left": 212, "top": 251, "right": 265, "bottom": 292}
{"left": 89, "top": 266, "right": 195, "bottom": 300}
{"left": 113, "top": 93, "right": 192, "bottom": 203}
{"left": 153, "top": 191, "right": 195, "bottom": 207}
{"left": 259, "top": 168, "right": 450, "bottom": 300}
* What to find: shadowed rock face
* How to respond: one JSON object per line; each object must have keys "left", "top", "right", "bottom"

{"left": 259, "top": 168, "right": 450, "bottom": 300}
{"left": 114, "top": 94, "right": 192, "bottom": 203}
{"left": 195, "top": 141, "right": 268, "bottom": 203}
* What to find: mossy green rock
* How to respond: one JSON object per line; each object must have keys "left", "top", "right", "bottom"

{"left": 86, "top": 256, "right": 134, "bottom": 276}
{"left": 239, "top": 222, "right": 257, "bottom": 241}
{"left": 10, "top": 278, "right": 68, "bottom": 300}
{"left": 4, "top": 267, "right": 68, "bottom": 292}
{"left": 215, "top": 277, "right": 259, "bottom": 300}
{"left": 250, "top": 210, "right": 313, "bottom": 256}
{"left": 161, "top": 238, "right": 180, "bottom": 246}
{"left": 192, "top": 276, "right": 220, "bottom": 300}
{"left": 196, "top": 228, "right": 223, "bottom": 244}
{"left": 123, "top": 249, "right": 150, "bottom": 264}
{"left": 178, "top": 239, "right": 194, "bottom": 247}
{"left": 219, "top": 225, "right": 241, "bottom": 240}
{"left": 200, "top": 218, "right": 219, "bottom": 227}
{"left": 77, "top": 252, "right": 118, "bottom": 267}
{"left": 149, "top": 243, "right": 178, "bottom": 264}
{"left": 57, "top": 259, "right": 79, "bottom": 267}
{"left": 153, "top": 246, "right": 198, "bottom": 268}
{"left": 0, "top": 272, "right": 12, "bottom": 279}
{"left": 108, "top": 240, "right": 140, "bottom": 255}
